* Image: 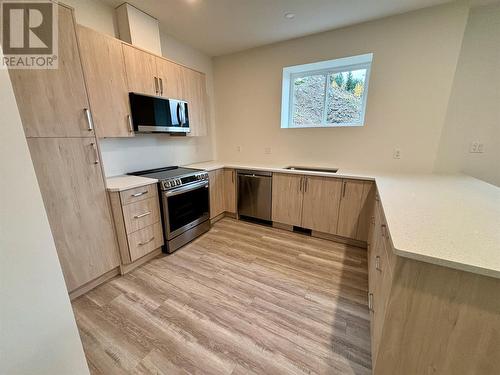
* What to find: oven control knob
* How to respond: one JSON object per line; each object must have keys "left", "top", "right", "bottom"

{"left": 177, "top": 179, "right": 181, "bottom": 185}
{"left": 165, "top": 181, "right": 171, "bottom": 188}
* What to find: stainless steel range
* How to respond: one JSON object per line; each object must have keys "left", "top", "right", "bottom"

{"left": 129, "top": 166, "right": 210, "bottom": 253}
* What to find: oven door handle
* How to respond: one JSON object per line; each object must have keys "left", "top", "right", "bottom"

{"left": 164, "top": 180, "right": 208, "bottom": 197}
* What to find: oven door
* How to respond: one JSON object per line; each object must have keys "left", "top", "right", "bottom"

{"left": 162, "top": 180, "right": 209, "bottom": 240}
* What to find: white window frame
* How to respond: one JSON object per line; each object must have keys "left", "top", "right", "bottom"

{"left": 281, "top": 53, "right": 373, "bottom": 129}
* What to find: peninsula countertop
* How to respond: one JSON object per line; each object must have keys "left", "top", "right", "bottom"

{"left": 185, "top": 161, "right": 500, "bottom": 279}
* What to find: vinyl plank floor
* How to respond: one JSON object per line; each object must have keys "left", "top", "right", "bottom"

{"left": 72, "top": 218, "right": 371, "bottom": 375}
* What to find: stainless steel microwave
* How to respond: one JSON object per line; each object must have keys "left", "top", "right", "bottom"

{"left": 129, "top": 93, "right": 190, "bottom": 134}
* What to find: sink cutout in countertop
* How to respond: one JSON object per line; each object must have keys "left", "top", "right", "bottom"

{"left": 284, "top": 166, "right": 339, "bottom": 174}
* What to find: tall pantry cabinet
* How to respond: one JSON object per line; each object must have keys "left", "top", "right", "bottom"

{"left": 8, "top": 4, "right": 120, "bottom": 295}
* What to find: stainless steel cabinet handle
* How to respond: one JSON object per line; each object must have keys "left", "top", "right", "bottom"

{"left": 138, "top": 236, "right": 154, "bottom": 246}
{"left": 304, "top": 177, "right": 308, "bottom": 193}
{"left": 159, "top": 78, "right": 163, "bottom": 95}
{"left": 232, "top": 171, "right": 234, "bottom": 183}
{"left": 299, "top": 177, "right": 304, "bottom": 193}
{"left": 381, "top": 224, "right": 387, "bottom": 238}
{"left": 342, "top": 180, "right": 347, "bottom": 198}
{"left": 90, "top": 142, "right": 99, "bottom": 164}
{"left": 375, "top": 255, "right": 381, "bottom": 271}
{"left": 154, "top": 76, "right": 159, "bottom": 94}
{"left": 131, "top": 191, "right": 148, "bottom": 197}
{"left": 127, "top": 114, "right": 134, "bottom": 133}
{"left": 368, "top": 293, "right": 374, "bottom": 311}
{"left": 134, "top": 211, "right": 151, "bottom": 219}
{"left": 84, "top": 108, "right": 94, "bottom": 131}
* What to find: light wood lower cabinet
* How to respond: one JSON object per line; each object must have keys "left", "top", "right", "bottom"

{"left": 223, "top": 169, "right": 237, "bottom": 214}
{"left": 77, "top": 25, "right": 133, "bottom": 138}
{"left": 271, "top": 173, "right": 304, "bottom": 226}
{"left": 27, "top": 138, "right": 120, "bottom": 292}
{"left": 368, "top": 192, "right": 500, "bottom": 374}
{"left": 301, "top": 176, "right": 342, "bottom": 234}
{"left": 209, "top": 169, "right": 225, "bottom": 219}
{"left": 272, "top": 173, "right": 373, "bottom": 241}
{"left": 109, "top": 183, "right": 164, "bottom": 266}
{"left": 8, "top": 4, "right": 93, "bottom": 138}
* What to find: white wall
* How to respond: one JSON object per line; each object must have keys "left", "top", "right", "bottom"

{"left": 66, "top": 0, "right": 216, "bottom": 176}
{"left": 434, "top": 4, "right": 500, "bottom": 187}
{"left": 0, "top": 52, "right": 89, "bottom": 375}
{"left": 213, "top": 3, "right": 469, "bottom": 172}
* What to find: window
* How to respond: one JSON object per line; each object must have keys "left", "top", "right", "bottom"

{"left": 281, "top": 53, "right": 373, "bottom": 128}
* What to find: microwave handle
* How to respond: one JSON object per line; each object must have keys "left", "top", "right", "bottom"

{"left": 176, "top": 102, "right": 183, "bottom": 127}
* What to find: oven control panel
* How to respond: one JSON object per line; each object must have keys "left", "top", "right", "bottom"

{"left": 160, "top": 172, "right": 209, "bottom": 190}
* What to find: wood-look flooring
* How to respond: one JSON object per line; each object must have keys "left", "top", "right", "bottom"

{"left": 72, "top": 218, "right": 371, "bottom": 375}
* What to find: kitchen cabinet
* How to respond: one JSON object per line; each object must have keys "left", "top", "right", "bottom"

{"left": 108, "top": 183, "right": 164, "bottom": 267}
{"left": 27, "top": 138, "right": 120, "bottom": 293}
{"left": 122, "top": 44, "right": 158, "bottom": 96}
{"left": 223, "top": 169, "right": 237, "bottom": 214}
{"left": 77, "top": 26, "right": 133, "bottom": 138}
{"left": 271, "top": 173, "right": 304, "bottom": 227}
{"left": 156, "top": 57, "right": 185, "bottom": 100}
{"left": 355, "top": 182, "right": 375, "bottom": 241}
{"left": 8, "top": 5, "right": 94, "bottom": 138}
{"left": 301, "top": 176, "right": 342, "bottom": 234}
{"left": 336, "top": 179, "right": 366, "bottom": 239}
{"left": 182, "top": 68, "right": 209, "bottom": 137}
{"left": 209, "top": 169, "right": 225, "bottom": 219}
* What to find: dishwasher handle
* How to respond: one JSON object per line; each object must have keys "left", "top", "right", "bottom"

{"left": 236, "top": 169, "right": 272, "bottom": 178}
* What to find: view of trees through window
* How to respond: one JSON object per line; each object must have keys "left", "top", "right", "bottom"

{"left": 292, "top": 68, "right": 367, "bottom": 126}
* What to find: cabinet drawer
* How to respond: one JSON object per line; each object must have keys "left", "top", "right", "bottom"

{"left": 122, "top": 196, "right": 160, "bottom": 234}
{"left": 127, "top": 222, "right": 164, "bottom": 262}
{"left": 120, "top": 183, "right": 157, "bottom": 205}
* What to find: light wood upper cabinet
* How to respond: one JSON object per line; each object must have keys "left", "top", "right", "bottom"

{"left": 8, "top": 5, "right": 93, "bottom": 137}
{"left": 223, "top": 169, "right": 237, "bottom": 214}
{"left": 156, "top": 57, "right": 185, "bottom": 99}
{"left": 27, "top": 138, "right": 120, "bottom": 292}
{"left": 183, "top": 68, "right": 209, "bottom": 137}
{"left": 301, "top": 176, "right": 342, "bottom": 234}
{"left": 122, "top": 44, "right": 157, "bottom": 95}
{"left": 272, "top": 173, "right": 304, "bottom": 227}
{"left": 209, "top": 169, "right": 225, "bottom": 219}
{"left": 77, "top": 26, "right": 133, "bottom": 138}
{"left": 336, "top": 179, "right": 366, "bottom": 238}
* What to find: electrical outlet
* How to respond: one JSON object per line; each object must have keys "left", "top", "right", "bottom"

{"left": 264, "top": 147, "right": 272, "bottom": 155}
{"left": 470, "top": 142, "right": 485, "bottom": 153}
{"left": 393, "top": 148, "right": 401, "bottom": 159}
{"left": 236, "top": 145, "right": 241, "bottom": 152}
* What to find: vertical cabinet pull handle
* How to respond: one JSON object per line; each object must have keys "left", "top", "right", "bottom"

{"left": 342, "top": 180, "right": 347, "bottom": 198}
{"left": 127, "top": 114, "right": 134, "bottom": 133}
{"left": 159, "top": 78, "right": 163, "bottom": 96}
{"left": 232, "top": 171, "right": 234, "bottom": 184}
{"left": 304, "top": 177, "right": 308, "bottom": 193}
{"left": 84, "top": 108, "right": 94, "bottom": 131}
{"left": 368, "top": 293, "right": 374, "bottom": 312}
{"left": 90, "top": 142, "right": 99, "bottom": 164}
{"left": 381, "top": 224, "right": 387, "bottom": 238}
{"left": 299, "top": 177, "right": 303, "bottom": 193}
{"left": 375, "top": 255, "right": 381, "bottom": 271}
{"left": 154, "top": 76, "right": 159, "bottom": 94}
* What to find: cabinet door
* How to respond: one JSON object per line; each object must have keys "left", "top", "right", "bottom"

{"left": 77, "top": 26, "right": 133, "bottom": 138}
{"left": 182, "top": 68, "right": 209, "bottom": 136}
{"left": 223, "top": 169, "right": 237, "bottom": 214}
{"left": 122, "top": 44, "right": 157, "bottom": 95}
{"left": 355, "top": 182, "right": 375, "bottom": 241}
{"left": 27, "top": 138, "right": 120, "bottom": 292}
{"left": 272, "top": 173, "right": 303, "bottom": 226}
{"left": 301, "top": 176, "right": 342, "bottom": 234}
{"left": 8, "top": 5, "right": 93, "bottom": 137}
{"left": 336, "top": 179, "right": 365, "bottom": 238}
{"left": 156, "top": 57, "right": 185, "bottom": 99}
{"left": 209, "top": 169, "right": 224, "bottom": 219}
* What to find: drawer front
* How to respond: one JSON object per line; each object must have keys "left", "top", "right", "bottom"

{"left": 120, "top": 183, "right": 157, "bottom": 205}
{"left": 127, "top": 222, "right": 164, "bottom": 262}
{"left": 123, "top": 196, "right": 160, "bottom": 234}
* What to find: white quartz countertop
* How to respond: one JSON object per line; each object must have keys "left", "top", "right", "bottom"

{"left": 106, "top": 175, "right": 158, "bottom": 192}
{"left": 186, "top": 161, "right": 500, "bottom": 279}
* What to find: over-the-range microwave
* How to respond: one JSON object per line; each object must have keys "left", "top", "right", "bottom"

{"left": 129, "top": 92, "right": 190, "bottom": 134}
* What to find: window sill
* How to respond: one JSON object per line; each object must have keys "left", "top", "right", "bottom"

{"left": 282, "top": 122, "right": 365, "bottom": 129}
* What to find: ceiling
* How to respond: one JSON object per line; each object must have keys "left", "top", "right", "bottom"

{"left": 102, "top": 0, "right": 458, "bottom": 56}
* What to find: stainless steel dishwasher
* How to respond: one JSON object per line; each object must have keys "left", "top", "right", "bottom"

{"left": 237, "top": 170, "right": 272, "bottom": 221}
